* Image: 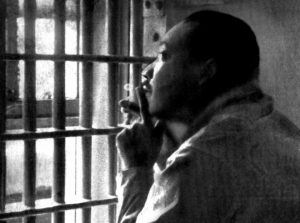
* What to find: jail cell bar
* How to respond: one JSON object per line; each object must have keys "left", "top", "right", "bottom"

{"left": 0, "top": 0, "right": 7, "bottom": 214}
{"left": 107, "top": 0, "right": 120, "bottom": 222}
{"left": 23, "top": 2, "right": 37, "bottom": 223}
{"left": 53, "top": 0, "right": 66, "bottom": 222}
{"left": 0, "top": 68, "right": 149, "bottom": 222}
{"left": 80, "top": 0, "right": 94, "bottom": 223}
{"left": 22, "top": 1, "right": 37, "bottom": 223}
{"left": 0, "top": 1, "right": 152, "bottom": 222}
{"left": 130, "top": 0, "right": 144, "bottom": 98}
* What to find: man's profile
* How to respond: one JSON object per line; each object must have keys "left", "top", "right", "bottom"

{"left": 116, "top": 10, "right": 300, "bottom": 223}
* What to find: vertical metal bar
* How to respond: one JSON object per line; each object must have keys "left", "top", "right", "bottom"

{"left": 53, "top": 0, "right": 66, "bottom": 132}
{"left": 53, "top": 0, "right": 66, "bottom": 202}
{"left": 118, "top": 0, "right": 130, "bottom": 124}
{"left": 6, "top": 0, "right": 19, "bottom": 98}
{"left": 0, "top": 0, "right": 7, "bottom": 213}
{"left": 75, "top": 0, "right": 80, "bottom": 201}
{"left": 130, "top": 0, "right": 143, "bottom": 99}
{"left": 76, "top": 0, "right": 80, "bottom": 99}
{"left": 107, "top": 0, "right": 120, "bottom": 222}
{"left": 23, "top": 0, "right": 36, "bottom": 213}
{"left": 81, "top": 0, "right": 94, "bottom": 222}
{"left": 53, "top": 0, "right": 66, "bottom": 222}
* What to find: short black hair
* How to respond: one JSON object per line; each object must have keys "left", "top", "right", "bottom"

{"left": 184, "top": 10, "right": 260, "bottom": 89}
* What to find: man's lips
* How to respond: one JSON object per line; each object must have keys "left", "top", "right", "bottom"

{"left": 141, "top": 82, "right": 152, "bottom": 94}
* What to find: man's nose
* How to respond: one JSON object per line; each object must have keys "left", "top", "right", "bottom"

{"left": 141, "top": 62, "right": 155, "bottom": 80}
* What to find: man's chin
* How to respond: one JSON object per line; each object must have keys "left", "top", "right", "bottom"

{"left": 149, "top": 107, "right": 173, "bottom": 121}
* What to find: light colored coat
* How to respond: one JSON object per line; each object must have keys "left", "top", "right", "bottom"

{"left": 118, "top": 83, "right": 300, "bottom": 223}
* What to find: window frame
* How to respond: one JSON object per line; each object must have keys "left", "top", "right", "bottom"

{"left": 6, "top": 0, "right": 80, "bottom": 121}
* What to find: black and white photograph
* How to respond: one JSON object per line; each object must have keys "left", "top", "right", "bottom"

{"left": 0, "top": 0, "right": 300, "bottom": 222}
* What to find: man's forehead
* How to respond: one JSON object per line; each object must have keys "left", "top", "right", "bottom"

{"left": 159, "top": 21, "right": 197, "bottom": 51}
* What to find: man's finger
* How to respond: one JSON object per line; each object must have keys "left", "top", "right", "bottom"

{"left": 135, "top": 86, "right": 152, "bottom": 127}
{"left": 119, "top": 99, "right": 140, "bottom": 115}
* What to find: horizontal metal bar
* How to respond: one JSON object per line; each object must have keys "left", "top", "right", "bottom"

{"left": 0, "top": 126, "right": 123, "bottom": 141}
{"left": 0, "top": 196, "right": 118, "bottom": 220}
{"left": 7, "top": 117, "right": 78, "bottom": 130}
{"left": 0, "top": 53, "right": 155, "bottom": 64}
{"left": 7, "top": 100, "right": 78, "bottom": 119}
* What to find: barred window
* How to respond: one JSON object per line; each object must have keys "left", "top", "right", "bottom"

{"left": 0, "top": 0, "right": 154, "bottom": 222}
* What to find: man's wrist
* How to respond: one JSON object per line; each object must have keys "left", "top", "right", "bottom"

{"left": 121, "top": 159, "right": 154, "bottom": 171}
{"left": 119, "top": 166, "right": 154, "bottom": 188}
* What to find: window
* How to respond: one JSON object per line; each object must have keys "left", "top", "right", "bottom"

{"left": 0, "top": 0, "right": 154, "bottom": 223}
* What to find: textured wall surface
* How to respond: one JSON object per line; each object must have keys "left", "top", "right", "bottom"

{"left": 165, "top": 0, "right": 300, "bottom": 128}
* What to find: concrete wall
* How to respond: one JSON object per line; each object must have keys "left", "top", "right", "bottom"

{"left": 163, "top": 0, "right": 300, "bottom": 128}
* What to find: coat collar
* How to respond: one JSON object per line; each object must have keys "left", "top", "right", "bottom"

{"left": 183, "top": 81, "right": 274, "bottom": 141}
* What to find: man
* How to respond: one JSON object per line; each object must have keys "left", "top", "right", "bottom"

{"left": 116, "top": 10, "right": 300, "bottom": 222}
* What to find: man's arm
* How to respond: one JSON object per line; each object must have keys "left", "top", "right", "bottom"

{"left": 135, "top": 148, "right": 237, "bottom": 223}
{"left": 117, "top": 168, "right": 153, "bottom": 223}
{"left": 116, "top": 120, "right": 160, "bottom": 223}
{"left": 117, "top": 133, "right": 242, "bottom": 223}
{"left": 116, "top": 87, "right": 164, "bottom": 223}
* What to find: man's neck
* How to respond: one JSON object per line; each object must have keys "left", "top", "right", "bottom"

{"left": 165, "top": 121, "right": 189, "bottom": 144}
{"left": 163, "top": 82, "right": 261, "bottom": 145}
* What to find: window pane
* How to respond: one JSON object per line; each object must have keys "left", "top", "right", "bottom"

{"left": 91, "top": 206, "right": 109, "bottom": 223}
{"left": 66, "top": 61, "right": 79, "bottom": 99}
{"left": 16, "top": 13, "right": 79, "bottom": 100}
{"left": 6, "top": 140, "right": 24, "bottom": 203}
{"left": 19, "top": 60, "right": 55, "bottom": 100}
{"left": 36, "top": 137, "right": 77, "bottom": 199}
{"left": 36, "top": 18, "right": 54, "bottom": 54}
{"left": 16, "top": 18, "right": 24, "bottom": 54}
{"left": 36, "top": 61, "right": 54, "bottom": 99}
{"left": 36, "top": 139, "right": 52, "bottom": 200}
{"left": 6, "top": 214, "right": 51, "bottom": 223}
{"left": 65, "top": 137, "right": 77, "bottom": 198}
{"left": 66, "top": 2, "right": 79, "bottom": 55}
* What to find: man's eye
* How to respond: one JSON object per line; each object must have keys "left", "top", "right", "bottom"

{"left": 142, "top": 74, "right": 149, "bottom": 81}
{"left": 159, "top": 52, "right": 169, "bottom": 61}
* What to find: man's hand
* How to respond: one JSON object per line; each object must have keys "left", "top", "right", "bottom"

{"left": 116, "top": 87, "right": 164, "bottom": 170}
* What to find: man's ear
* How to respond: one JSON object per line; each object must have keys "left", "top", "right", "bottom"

{"left": 197, "top": 58, "right": 217, "bottom": 86}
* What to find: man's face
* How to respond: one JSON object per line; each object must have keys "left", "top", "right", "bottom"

{"left": 142, "top": 22, "right": 204, "bottom": 120}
